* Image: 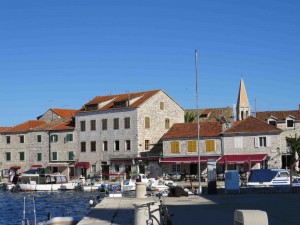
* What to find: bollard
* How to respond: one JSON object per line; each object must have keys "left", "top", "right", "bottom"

{"left": 135, "top": 182, "right": 147, "bottom": 198}
{"left": 134, "top": 202, "right": 160, "bottom": 225}
{"left": 234, "top": 209, "right": 268, "bottom": 225}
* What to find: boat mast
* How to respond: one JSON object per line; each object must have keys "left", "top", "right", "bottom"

{"left": 195, "top": 49, "right": 202, "bottom": 194}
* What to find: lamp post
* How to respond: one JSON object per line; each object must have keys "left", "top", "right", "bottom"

{"left": 195, "top": 49, "right": 202, "bottom": 194}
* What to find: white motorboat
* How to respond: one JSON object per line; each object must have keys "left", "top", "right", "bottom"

{"left": 121, "top": 174, "right": 149, "bottom": 192}
{"left": 247, "top": 169, "right": 291, "bottom": 187}
{"left": 147, "top": 178, "right": 176, "bottom": 192}
{"left": 19, "top": 172, "right": 76, "bottom": 191}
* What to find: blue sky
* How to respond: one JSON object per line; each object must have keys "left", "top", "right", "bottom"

{"left": 0, "top": 1, "right": 299, "bottom": 126}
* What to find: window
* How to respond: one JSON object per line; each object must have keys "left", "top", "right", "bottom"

{"left": 19, "top": 152, "right": 25, "bottom": 161}
{"left": 6, "top": 152, "right": 11, "bottom": 161}
{"left": 205, "top": 140, "right": 216, "bottom": 152}
{"left": 115, "top": 165, "right": 120, "bottom": 172}
{"left": 171, "top": 141, "right": 180, "bottom": 153}
{"left": 102, "top": 119, "right": 108, "bottom": 130}
{"left": 125, "top": 140, "right": 131, "bottom": 150}
{"left": 50, "top": 134, "right": 58, "bottom": 142}
{"left": 80, "top": 121, "right": 86, "bottom": 131}
{"left": 52, "top": 152, "right": 58, "bottom": 160}
{"left": 103, "top": 141, "right": 108, "bottom": 151}
{"left": 268, "top": 120, "right": 277, "bottom": 127}
{"left": 145, "top": 117, "right": 150, "bottom": 129}
{"left": 37, "top": 135, "right": 42, "bottom": 143}
{"left": 68, "top": 151, "right": 74, "bottom": 160}
{"left": 160, "top": 102, "right": 164, "bottom": 110}
{"left": 234, "top": 137, "right": 243, "bottom": 149}
{"left": 6, "top": 136, "right": 10, "bottom": 144}
{"left": 37, "top": 153, "right": 42, "bottom": 161}
{"left": 172, "top": 164, "right": 181, "bottom": 173}
{"left": 254, "top": 136, "right": 269, "bottom": 147}
{"left": 188, "top": 140, "right": 197, "bottom": 152}
{"left": 65, "top": 134, "right": 73, "bottom": 142}
{"left": 145, "top": 140, "right": 150, "bottom": 150}
{"left": 124, "top": 117, "right": 130, "bottom": 129}
{"left": 115, "top": 140, "right": 120, "bottom": 151}
{"left": 91, "top": 120, "right": 96, "bottom": 131}
{"left": 20, "top": 135, "right": 25, "bottom": 143}
{"left": 81, "top": 142, "right": 86, "bottom": 152}
{"left": 114, "top": 118, "right": 119, "bottom": 129}
{"left": 165, "top": 118, "right": 170, "bottom": 129}
{"left": 91, "top": 141, "right": 96, "bottom": 152}
{"left": 287, "top": 119, "right": 294, "bottom": 128}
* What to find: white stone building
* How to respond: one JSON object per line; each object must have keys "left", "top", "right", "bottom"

{"left": 75, "top": 89, "right": 184, "bottom": 179}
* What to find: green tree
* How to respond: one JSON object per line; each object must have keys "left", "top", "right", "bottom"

{"left": 184, "top": 111, "right": 196, "bottom": 123}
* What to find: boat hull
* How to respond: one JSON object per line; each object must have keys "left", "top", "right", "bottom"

{"left": 19, "top": 183, "right": 76, "bottom": 191}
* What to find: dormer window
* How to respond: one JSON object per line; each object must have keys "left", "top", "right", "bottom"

{"left": 113, "top": 100, "right": 129, "bottom": 108}
{"left": 268, "top": 120, "right": 277, "bottom": 127}
{"left": 287, "top": 119, "right": 294, "bottom": 128}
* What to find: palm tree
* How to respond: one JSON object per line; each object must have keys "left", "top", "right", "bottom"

{"left": 285, "top": 135, "right": 300, "bottom": 177}
{"left": 184, "top": 111, "right": 196, "bottom": 123}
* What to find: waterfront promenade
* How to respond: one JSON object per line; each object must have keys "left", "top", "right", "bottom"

{"left": 78, "top": 191, "right": 300, "bottom": 225}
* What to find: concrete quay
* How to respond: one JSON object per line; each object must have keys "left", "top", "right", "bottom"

{"left": 78, "top": 191, "right": 300, "bottom": 225}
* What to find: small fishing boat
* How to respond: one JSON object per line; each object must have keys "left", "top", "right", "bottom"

{"left": 19, "top": 172, "right": 76, "bottom": 191}
{"left": 121, "top": 174, "right": 149, "bottom": 192}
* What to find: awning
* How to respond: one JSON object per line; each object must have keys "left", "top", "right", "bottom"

{"left": 75, "top": 162, "right": 90, "bottom": 169}
{"left": 160, "top": 156, "right": 220, "bottom": 164}
{"left": 30, "top": 165, "right": 43, "bottom": 170}
{"left": 10, "top": 166, "right": 21, "bottom": 170}
{"left": 217, "top": 154, "right": 268, "bottom": 164}
{"left": 46, "top": 162, "right": 69, "bottom": 167}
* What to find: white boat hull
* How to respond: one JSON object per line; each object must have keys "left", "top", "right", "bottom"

{"left": 19, "top": 182, "right": 76, "bottom": 191}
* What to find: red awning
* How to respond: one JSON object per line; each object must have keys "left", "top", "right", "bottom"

{"left": 160, "top": 156, "right": 220, "bottom": 164}
{"left": 10, "top": 166, "right": 21, "bottom": 170}
{"left": 75, "top": 162, "right": 90, "bottom": 169}
{"left": 217, "top": 154, "right": 268, "bottom": 164}
{"left": 30, "top": 165, "right": 42, "bottom": 170}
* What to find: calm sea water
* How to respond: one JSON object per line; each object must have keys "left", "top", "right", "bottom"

{"left": 0, "top": 190, "right": 96, "bottom": 225}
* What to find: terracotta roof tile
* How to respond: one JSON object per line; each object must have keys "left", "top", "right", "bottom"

{"left": 0, "top": 127, "right": 11, "bottom": 132}
{"left": 256, "top": 110, "right": 300, "bottom": 121}
{"left": 51, "top": 108, "right": 78, "bottom": 118}
{"left": 81, "top": 90, "right": 161, "bottom": 111}
{"left": 32, "top": 117, "right": 74, "bottom": 131}
{"left": 223, "top": 116, "right": 281, "bottom": 134}
{"left": 185, "top": 107, "right": 233, "bottom": 123}
{"left": 162, "top": 122, "right": 222, "bottom": 139}
{"left": 2, "top": 120, "right": 46, "bottom": 133}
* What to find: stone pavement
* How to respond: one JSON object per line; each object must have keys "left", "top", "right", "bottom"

{"left": 78, "top": 192, "right": 300, "bottom": 225}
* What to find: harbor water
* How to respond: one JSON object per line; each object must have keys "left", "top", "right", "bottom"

{"left": 0, "top": 190, "right": 95, "bottom": 225}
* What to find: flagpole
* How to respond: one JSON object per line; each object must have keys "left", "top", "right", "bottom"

{"left": 195, "top": 49, "right": 202, "bottom": 194}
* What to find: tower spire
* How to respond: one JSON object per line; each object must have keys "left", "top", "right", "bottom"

{"left": 236, "top": 78, "right": 251, "bottom": 120}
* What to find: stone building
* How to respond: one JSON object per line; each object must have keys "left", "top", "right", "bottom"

{"left": 160, "top": 121, "right": 222, "bottom": 178}
{"left": 221, "top": 116, "right": 282, "bottom": 171}
{"left": 256, "top": 109, "right": 300, "bottom": 169}
{"left": 75, "top": 89, "right": 184, "bottom": 179}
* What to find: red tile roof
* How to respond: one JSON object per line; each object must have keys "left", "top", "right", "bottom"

{"left": 2, "top": 120, "right": 46, "bottom": 133}
{"left": 162, "top": 122, "right": 222, "bottom": 139}
{"left": 223, "top": 116, "right": 281, "bottom": 134}
{"left": 51, "top": 108, "right": 78, "bottom": 118}
{"left": 0, "top": 127, "right": 11, "bottom": 132}
{"left": 81, "top": 90, "right": 161, "bottom": 111}
{"left": 32, "top": 117, "right": 75, "bottom": 131}
{"left": 256, "top": 110, "right": 300, "bottom": 121}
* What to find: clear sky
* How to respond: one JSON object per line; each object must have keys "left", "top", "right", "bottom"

{"left": 0, "top": 1, "right": 299, "bottom": 126}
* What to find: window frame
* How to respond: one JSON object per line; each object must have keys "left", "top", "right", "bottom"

{"left": 37, "top": 153, "right": 42, "bottom": 161}
{"left": 113, "top": 118, "right": 119, "bottom": 130}
{"left": 91, "top": 141, "right": 97, "bottom": 152}
{"left": 165, "top": 118, "right": 170, "bottom": 129}
{"left": 125, "top": 140, "right": 131, "bottom": 151}
{"left": 52, "top": 152, "right": 58, "bottom": 161}
{"left": 6, "top": 136, "right": 10, "bottom": 144}
{"left": 145, "top": 117, "right": 150, "bottom": 129}
{"left": 80, "top": 121, "right": 86, "bottom": 132}
{"left": 145, "top": 140, "right": 150, "bottom": 150}
{"left": 102, "top": 119, "right": 108, "bottom": 130}
{"left": 19, "top": 152, "right": 25, "bottom": 161}
{"left": 124, "top": 117, "right": 130, "bottom": 129}
{"left": 20, "top": 135, "right": 25, "bottom": 143}
{"left": 90, "top": 120, "right": 96, "bottom": 131}
{"left": 50, "top": 134, "right": 58, "bottom": 142}
{"left": 114, "top": 140, "right": 120, "bottom": 151}
{"left": 187, "top": 140, "right": 197, "bottom": 153}
{"left": 170, "top": 141, "right": 180, "bottom": 154}
{"left": 205, "top": 140, "right": 216, "bottom": 152}
{"left": 37, "top": 135, "right": 42, "bottom": 143}
{"left": 81, "top": 141, "right": 86, "bottom": 152}
{"left": 6, "top": 152, "right": 11, "bottom": 161}
{"left": 103, "top": 141, "right": 108, "bottom": 151}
